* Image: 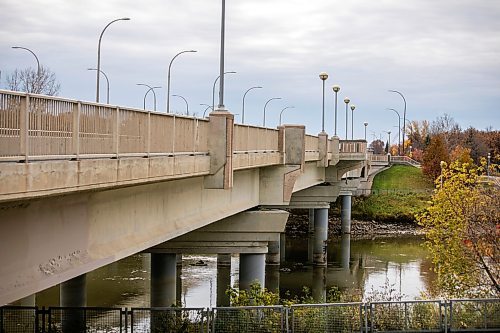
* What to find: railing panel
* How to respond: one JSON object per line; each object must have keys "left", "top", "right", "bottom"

{"left": 118, "top": 108, "right": 148, "bottom": 154}
{"left": 233, "top": 124, "right": 249, "bottom": 151}
{"left": 291, "top": 303, "right": 364, "bottom": 333}
{"left": 370, "top": 300, "right": 443, "bottom": 332}
{"left": 0, "top": 92, "right": 22, "bottom": 158}
{"left": 0, "top": 306, "right": 37, "bottom": 333}
{"left": 131, "top": 307, "right": 207, "bottom": 333}
{"left": 47, "top": 307, "right": 122, "bottom": 333}
{"left": 196, "top": 119, "right": 209, "bottom": 153}
{"left": 173, "top": 117, "right": 197, "bottom": 153}
{"left": 305, "top": 135, "right": 318, "bottom": 152}
{"left": 340, "top": 140, "right": 367, "bottom": 154}
{"left": 212, "top": 306, "right": 285, "bottom": 333}
{"left": 79, "top": 103, "right": 115, "bottom": 155}
{"left": 449, "top": 299, "right": 500, "bottom": 332}
{"left": 233, "top": 125, "right": 279, "bottom": 152}
{"left": 149, "top": 112, "right": 174, "bottom": 154}
{"left": 28, "top": 97, "right": 74, "bottom": 157}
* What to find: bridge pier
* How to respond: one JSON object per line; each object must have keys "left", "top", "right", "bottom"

{"left": 280, "top": 233, "right": 286, "bottom": 263}
{"left": 307, "top": 208, "right": 315, "bottom": 264}
{"left": 312, "top": 266, "right": 327, "bottom": 302}
{"left": 60, "top": 274, "right": 86, "bottom": 332}
{"left": 265, "top": 265, "right": 280, "bottom": 293}
{"left": 266, "top": 240, "right": 280, "bottom": 266}
{"left": 150, "top": 253, "right": 177, "bottom": 307}
{"left": 239, "top": 253, "right": 265, "bottom": 290}
{"left": 341, "top": 194, "right": 352, "bottom": 234}
{"left": 341, "top": 234, "right": 351, "bottom": 269}
{"left": 216, "top": 254, "right": 231, "bottom": 306}
{"left": 313, "top": 208, "right": 328, "bottom": 266}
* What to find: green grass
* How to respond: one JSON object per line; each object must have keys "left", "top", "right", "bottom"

{"left": 372, "top": 165, "right": 433, "bottom": 190}
{"left": 352, "top": 165, "right": 434, "bottom": 223}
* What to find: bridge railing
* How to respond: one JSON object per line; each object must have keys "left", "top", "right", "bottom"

{"left": 339, "top": 140, "right": 366, "bottom": 154}
{"left": 233, "top": 124, "right": 279, "bottom": 152}
{"left": 370, "top": 153, "right": 390, "bottom": 162}
{"left": 0, "top": 90, "right": 209, "bottom": 161}
{"left": 2, "top": 298, "right": 499, "bottom": 332}
{"left": 390, "top": 155, "right": 421, "bottom": 167}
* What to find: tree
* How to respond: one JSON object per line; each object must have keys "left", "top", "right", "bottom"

{"left": 421, "top": 135, "right": 449, "bottom": 180}
{"left": 417, "top": 160, "right": 499, "bottom": 297}
{"left": 6, "top": 65, "right": 60, "bottom": 96}
{"left": 370, "top": 139, "right": 385, "bottom": 154}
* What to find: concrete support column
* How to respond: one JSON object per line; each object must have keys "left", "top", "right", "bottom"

{"left": 266, "top": 240, "right": 280, "bottom": 266}
{"left": 307, "top": 208, "right": 315, "bottom": 264}
{"left": 341, "top": 234, "right": 351, "bottom": 270}
{"left": 341, "top": 194, "right": 352, "bottom": 234}
{"left": 279, "top": 233, "right": 286, "bottom": 263}
{"left": 60, "top": 274, "right": 86, "bottom": 307}
{"left": 239, "top": 253, "right": 265, "bottom": 290}
{"left": 217, "top": 254, "right": 231, "bottom": 307}
{"left": 312, "top": 267, "right": 327, "bottom": 302}
{"left": 313, "top": 208, "right": 328, "bottom": 266}
{"left": 265, "top": 265, "right": 280, "bottom": 293}
{"left": 150, "top": 253, "right": 177, "bottom": 307}
{"left": 60, "top": 274, "right": 86, "bottom": 332}
{"left": 18, "top": 294, "right": 35, "bottom": 306}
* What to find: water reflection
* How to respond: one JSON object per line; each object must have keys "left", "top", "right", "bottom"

{"left": 34, "top": 236, "right": 433, "bottom": 308}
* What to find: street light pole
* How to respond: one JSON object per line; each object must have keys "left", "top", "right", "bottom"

{"left": 389, "top": 90, "right": 406, "bottom": 154}
{"left": 279, "top": 106, "right": 295, "bottom": 126}
{"left": 350, "top": 104, "right": 356, "bottom": 140}
{"left": 384, "top": 130, "right": 391, "bottom": 154}
{"left": 363, "top": 122, "right": 368, "bottom": 141}
{"left": 263, "top": 97, "right": 281, "bottom": 127}
{"left": 332, "top": 85, "right": 340, "bottom": 136}
{"left": 217, "top": 0, "right": 227, "bottom": 111}
{"left": 212, "top": 71, "right": 236, "bottom": 112}
{"left": 88, "top": 68, "right": 110, "bottom": 104}
{"left": 172, "top": 94, "right": 189, "bottom": 115}
{"left": 12, "top": 46, "right": 40, "bottom": 77}
{"left": 387, "top": 108, "right": 401, "bottom": 155}
{"left": 166, "top": 50, "right": 197, "bottom": 113}
{"left": 343, "top": 97, "right": 350, "bottom": 140}
{"left": 242, "top": 86, "right": 262, "bottom": 124}
{"left": 319, "top": 72, "right": 328, "bottom": 133}
{"left": 487, "top": 153, "right": 491, "bottom": 176}
{"left": 96, "top": 17, "right": 130, "bottom": 103}
{"left": 137, "top": 83, "right": 161, "bottom": 111}
{"left": 200, "top": 104, "right": 213, "bottom": 118}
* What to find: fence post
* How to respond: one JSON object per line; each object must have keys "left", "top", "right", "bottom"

{"left": 146, "top": 111, "right": 151, "bottom": 158}
{"left": 113, "top": 107, "right": 120, "bottom": 158}
{"left": 20, "top": 94, "right": 30, "bottom": 161}
{"left": 72, "top": 102, "right": 81, "bottom": 159}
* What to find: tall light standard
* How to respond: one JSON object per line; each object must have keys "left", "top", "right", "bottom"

{"left": 172, "top": 94, "right": 189, "bottom": 115}
{"left": 88, "top": 68, "right": 110, "bottom": 104}
{"left": 137, "top": 83, "right": 161, "bottom": 111}
{"left": 96, "top": 17, "right": 130, "bottom": 103}
{"left": 166, "top": 50, "right": 197, "bottom": 113}
{"left": 319, "top": 72, "right": 328, "bottom": 133}
{"left": 212, "top": 71, "right": 236, "bottom": 111}
{"left": 12, "top": 46, "right": 40, "bottom": 76}
{"left": 343, "top": 97, "right": 350, "bottom": 140}
{"left": 387, "top": 108, "right": 401, "bottom": 155}
{"left": 332, "top": 85, "right": 340, "bottom": 136}
{"left": 200, "top": 104, "right": 213, "bottom": 118}
{"left": 263, "top": 97, "right": 281, "bottom": 127}
{"left": 216, "top": 0, "right": 227, "bottom": 111}
{"left": 487, "top": 152, "right": 491, "bottom": 176}
{"left": 242, "top": 86, "right": 262, "bottom": 124}
{"left": 363, "top": 122, "right": 368, "bottom": 141}
{"left": 389, "top": 90, "right": 406, "bottom": 154}
{"left": 279, "top": 106, "right": 295, "bottom": 126}
{"left": 350, "top": 104, "right": 356, "bottom": 140}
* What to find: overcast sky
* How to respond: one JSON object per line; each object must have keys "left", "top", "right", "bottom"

{"left": 1, "top": 0, "right": 499, "bottom": 141}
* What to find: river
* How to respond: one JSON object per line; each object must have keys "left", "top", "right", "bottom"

{"left": 34, "top": 235, "right": 434, "bottom": 308}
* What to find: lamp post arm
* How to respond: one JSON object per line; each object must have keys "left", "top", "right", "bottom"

{"left": 167, "top": 50, "right": 196, "bottom": 113}
{"left": 242, "top": 86, "right": 262, "bottom": 124}
{"left": 389, "top": 90, "right": 407, "bottom": 153}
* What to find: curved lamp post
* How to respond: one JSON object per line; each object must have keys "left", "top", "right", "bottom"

{"left": 384, "top": 130, "right": 392, "bottom": 153}
{"left": 389, "top": 90, "right": 406, "bottom": 154}
{"left": 88, "top": 68, "right": 110, "bottom": 104}
{"left": 137, "top": 83, "right": 161, "bottom": 111}
{"left": 279, "top": 106, "right": 295, "bottom": 126}
{"left": 12, "top": 46, "right": 40, "bottom": 76}
{"left": 200, "top": 104, "right": 213, "bottom": 118}
{"left": 166, "top": 50, "right": 197, "bottom": 113}
{"left": 212, "top": 71, "right": 236, "bottom": 111}
{"left": 343, "top": 97, "right": 350, "bottom": 140}
{"left": 387, "top": 108, "right": 401, "bottom": 155}
{"left": 363, "top": 122, "right": 368, "bottom": 141}
{"left": 172, "top": 94, "right": 189, "bottom": 115}
{"left": 242, "top": 86, "right": 262, "bottom": 124}
{"left": 332, "top": 85, "right": 340, "bottom": 136}
{"left": 263, "top": 97, "right": 281, "bottom": 127}
{"left": 319, "top": 72, "right": 328, "bottom": 133}
{"left": 350, "top": 104, "right": 356, "bottom": 140}
{"left": 96, "top": 17, "right": 130, "bottom": 103}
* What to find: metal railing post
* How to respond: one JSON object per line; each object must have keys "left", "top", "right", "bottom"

{"left": 114, "top": 107, "right": 120, "bottom": 157}
{"left": 172, "top": 115, "right": 176, "bottom": 154}
{"left": 146, "top": 111, "right": 151, "bottom": 158}
{"left": 20, "top": 94, "right": 30, "bottom": 162}
{"left": 72, "top": 102, "right": 81, "bottom": 159}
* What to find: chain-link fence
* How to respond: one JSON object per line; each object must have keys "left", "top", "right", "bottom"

{"left": 290, "top": 302, "right": 364, "bottom": 333}
{"left": 449, "top": 299, "right": 500, "bottom": 332}
{"left": 2, "top": 299, "right": 500, "bottom": 332}
{"left": 211, "top": 306, "right": 285, "bottom": 333}
{"left": 130, "top": 307, "right": 207, "bottom": 333}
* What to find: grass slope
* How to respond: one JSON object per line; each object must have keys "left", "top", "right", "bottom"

{"left": 352, "top": 165, "right": 434, "bottom": 223}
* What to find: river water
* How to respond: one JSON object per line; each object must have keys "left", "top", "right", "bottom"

{"left": 35, "top": 235, "right": 434, "bottom": 308}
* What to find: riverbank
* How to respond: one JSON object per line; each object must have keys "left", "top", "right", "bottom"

{"left": 285, "top": 211, "right": 424, "bottom": 238}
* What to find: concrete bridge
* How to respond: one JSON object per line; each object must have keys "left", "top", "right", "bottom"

{"left": 0, "top": 89, "right": 370, "bottom": 306}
